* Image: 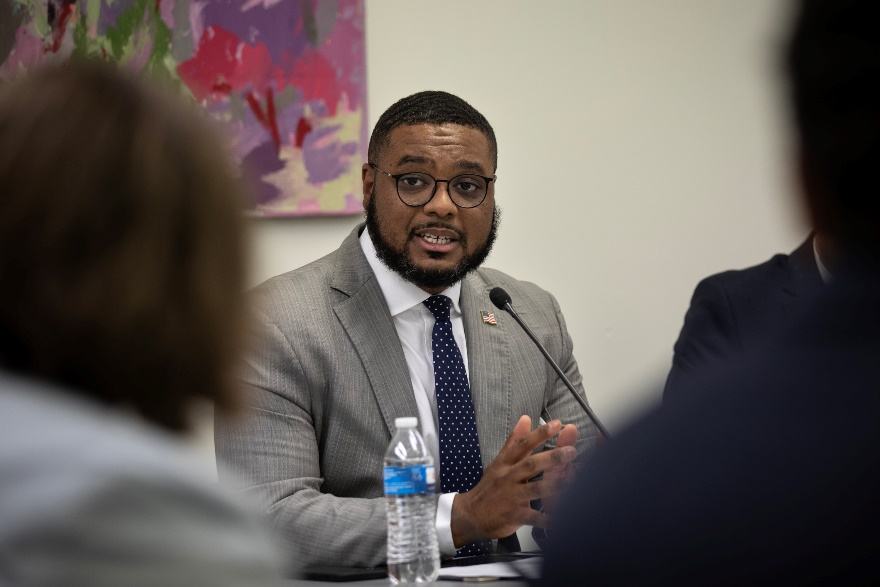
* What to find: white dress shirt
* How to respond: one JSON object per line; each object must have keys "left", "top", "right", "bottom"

{"left": 360, "top": 229, "right": 466, "bottom": 557}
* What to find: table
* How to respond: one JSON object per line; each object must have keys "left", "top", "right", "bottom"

{"left": 285, "top": 553, "right": 539, "bottom": 585}
{"left": 286, "top": 579, "right": 530, "bottom": 586}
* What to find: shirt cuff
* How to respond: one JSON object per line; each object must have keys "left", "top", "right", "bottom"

{"left": 436, "top": 492, "right": 458, "bottom": 557}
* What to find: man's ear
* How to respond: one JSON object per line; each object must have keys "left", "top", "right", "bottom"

{"left": 361, "top": 163, "right": 374, "bottom": 211}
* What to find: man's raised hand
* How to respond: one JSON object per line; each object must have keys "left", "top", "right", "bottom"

{"left": 450, "top": 415, "right": 578, "bottom": 548}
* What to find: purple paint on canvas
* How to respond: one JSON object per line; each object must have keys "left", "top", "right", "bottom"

{"left": 344, "top": 192, "right": 360, "bottom": 208}
{"left": 126, "top": 36, "right": 155, "bottom": 71}
{"left": 304, "top": 99, "right": 329, "bottom": 118}
{"left": 302, "top": 125, "right": 357, "bottom": 184}
{"left": 202, "top": 0, "right": 310, "bottom": 64}
{"left": 0, "top": 0, "right": 368, "bottom": 215}
{"left": 0, "top": 24, "right": 43, "bottom": 79}
{"left": 96, "top": 0, "right": 141, "bottom": 35}
{"left": 272, "top": 101, "right": 307, "bottom": 149}
{"left": 159, "top": 0, "right": 176, "bottom": 29}
{"left": 223, "top": 98, "right": 308, "bottom": 155}
{"left": 187, "top": 0, "right": 209, "bottom": 43}
{"left": 242, "top": 140, "right": 285, "bottom": 206}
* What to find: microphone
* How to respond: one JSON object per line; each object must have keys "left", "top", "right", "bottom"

{"left": 489, "top": 287, "right": 611, "bottom": 440}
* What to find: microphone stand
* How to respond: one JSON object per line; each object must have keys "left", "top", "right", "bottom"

{"left": 492, "top": 291, "right": 612, "bottom": 440}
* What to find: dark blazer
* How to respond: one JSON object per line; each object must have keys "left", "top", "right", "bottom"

{"left": 664, "top": 235, "right": 824, "bottom": 399}
{"left": 542, "top": 269, "right": 880, "bottom": 586}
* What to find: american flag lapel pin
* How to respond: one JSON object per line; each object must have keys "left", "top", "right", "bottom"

{"left": 480, "top": 309, "right": 497, "bottom": 325}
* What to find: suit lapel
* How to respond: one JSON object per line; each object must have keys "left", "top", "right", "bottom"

{"left": 461, "top": 276, "right": 511, "bottom": 468}
{"left": 331, "top": 226, "right": 419, "bottom": 437}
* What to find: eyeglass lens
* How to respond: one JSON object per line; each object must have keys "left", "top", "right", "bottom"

{"left": 396, "top": 172, "right": 487, "bottom": 207}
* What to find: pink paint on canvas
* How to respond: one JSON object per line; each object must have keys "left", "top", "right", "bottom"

{"left": 178, "top": 0, "right": 367, "bottom": 216}
{"left": 0, "top": 0, "right": 367, "bottom": 217}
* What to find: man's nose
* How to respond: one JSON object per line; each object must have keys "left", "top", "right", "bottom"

{"left": 423, "top": 181, "right": 457, "bottom": 216}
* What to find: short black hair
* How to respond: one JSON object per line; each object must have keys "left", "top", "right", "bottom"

{"left": 786, "top": 0, "right": 880, "bottom": 253}
{"left": 368, "top": 91, "right": 498, "bottom": 171}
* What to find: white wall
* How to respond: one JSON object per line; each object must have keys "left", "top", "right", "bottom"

{"left": 247, "top": 0, "right": 806, "bottom": 433}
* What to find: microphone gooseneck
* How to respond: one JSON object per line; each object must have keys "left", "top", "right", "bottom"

{"left": 489, "top": 287, "right": 611, "bottom": 440}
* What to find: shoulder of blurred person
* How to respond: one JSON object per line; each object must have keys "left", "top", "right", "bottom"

{"left": 664, "top": 235, "right": 823, "bottom": 398}
{"left": 0, "top": 370, "right": 286, "bottom": 587}
{"left": 542, "top": 270, "right": 880, "bottom": 585}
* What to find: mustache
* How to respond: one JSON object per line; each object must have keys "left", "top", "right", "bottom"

{"left": 408, "top": 222, "right": 465, "bottom": 240}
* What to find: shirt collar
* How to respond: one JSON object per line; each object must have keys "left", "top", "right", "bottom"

{"left": 813, "top": 236, "right": 834, "bottom": 284}
{"left": 360, "top": 227, "right": 462, "bottom": 317}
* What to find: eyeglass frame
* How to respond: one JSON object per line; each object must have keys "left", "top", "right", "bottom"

{"left": 369, "top": 163, "right": 495, "bottom": 209}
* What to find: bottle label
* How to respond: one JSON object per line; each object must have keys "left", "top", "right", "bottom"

{"left": 384, "top": 464, "right": 436, "bottom": 496}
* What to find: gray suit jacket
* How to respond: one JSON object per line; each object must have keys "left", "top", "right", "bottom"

{"left": 0, "top": 371, "right": 283, "bottom": 587}
{"left": 215, "top": 224, "right": 598, "bottom": 568}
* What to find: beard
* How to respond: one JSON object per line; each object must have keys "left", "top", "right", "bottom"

{"left": 365, "top": 196, "right": 500, "bottom": 291}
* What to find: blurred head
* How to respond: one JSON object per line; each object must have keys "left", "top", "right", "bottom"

{"left": 362, "top": 92, "right": 500, "bottom": 293}
{"left": 787, "top": 0, "right": 880, "bottom": 260}
{"left": 0, "top": 62, "right": 248, "bottom": 431}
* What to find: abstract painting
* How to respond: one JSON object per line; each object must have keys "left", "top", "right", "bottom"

{"left": 0, "top": 0, "right": 367, "bottom": 216}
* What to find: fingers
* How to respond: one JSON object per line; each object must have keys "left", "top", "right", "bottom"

{"left": 521, "top": 477, "right": 568, "bottom": 501}
{"left": 556, "top": 423, "right": 578, "bottom": 449}
{"left": 500, "top": 417, "right": 565, "bottom": 464}
{"left": 450, "top": 417, "right": 579, "bottom": 544}
{"left": 522, "top": 507, "right": 549, "bottom": 529}
{"left": 529, "top": 444, "right": 577, "bottom": 474}
{"left": 509, "top": 445, "right": 576, "bottom": 488}
{"left": 498, "top": 414, "right": 533, "bottom": 454}
{"left": 548, "top": 426, "right": 579, "bottom": 480}
{"left": 539, "top": 427, "right": 579, "bottom": 518}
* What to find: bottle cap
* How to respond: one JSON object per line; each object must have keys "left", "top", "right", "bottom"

{"left": 395, "top": 417, "right": 418, "bottom": 429}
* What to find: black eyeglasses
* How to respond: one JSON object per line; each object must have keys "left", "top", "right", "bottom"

{"left": 370, "top": 163, "right": 494, "bottom": 208}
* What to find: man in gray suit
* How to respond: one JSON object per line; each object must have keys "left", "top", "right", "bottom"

{"left": 216, "top": 91, "right": 599, "bottom": 568}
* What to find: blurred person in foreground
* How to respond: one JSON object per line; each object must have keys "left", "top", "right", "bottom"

{"left": 543, "top": 0, "right": 880, "bottom": 584}
{"left": 663, "top": 230, "right": 828, "bottom": 399}
{"left": 0, "top": 63, "right": 283, "bottom": 586}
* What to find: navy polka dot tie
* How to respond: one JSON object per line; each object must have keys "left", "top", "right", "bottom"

{"left": 423, "top": 295, "right": 491, "bottom": 557}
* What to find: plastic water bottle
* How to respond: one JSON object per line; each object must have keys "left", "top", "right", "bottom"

{"left": 384, "top": 417, "right": 440, "bottom": 583}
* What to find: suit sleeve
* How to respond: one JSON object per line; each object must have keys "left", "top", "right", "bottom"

{"left": 542, "top": 292, "right": 599, "bottom": 455}
{"left": 215, "top": 309, "right": 389, "bottom": 569}
{"left": 663, "top": 277, "right": 739, "bottom": 400}
{"left": 529, "top": 292, "right": 599, "bottom": 549}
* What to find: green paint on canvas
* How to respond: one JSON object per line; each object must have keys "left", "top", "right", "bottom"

{"left": 14, "top": 0, "right": 49, "bottom": 38}
{"left": 104, "top": 0, "right": 149, "bottom": 60}
{"left": 71, "top": 7, "right": 89, "bottom": 59}
{"left": 275, "top": 85, "right": 298, "bottom": 112}
{"left": 86, "top": 0, "right": 101, "bottom": 32}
